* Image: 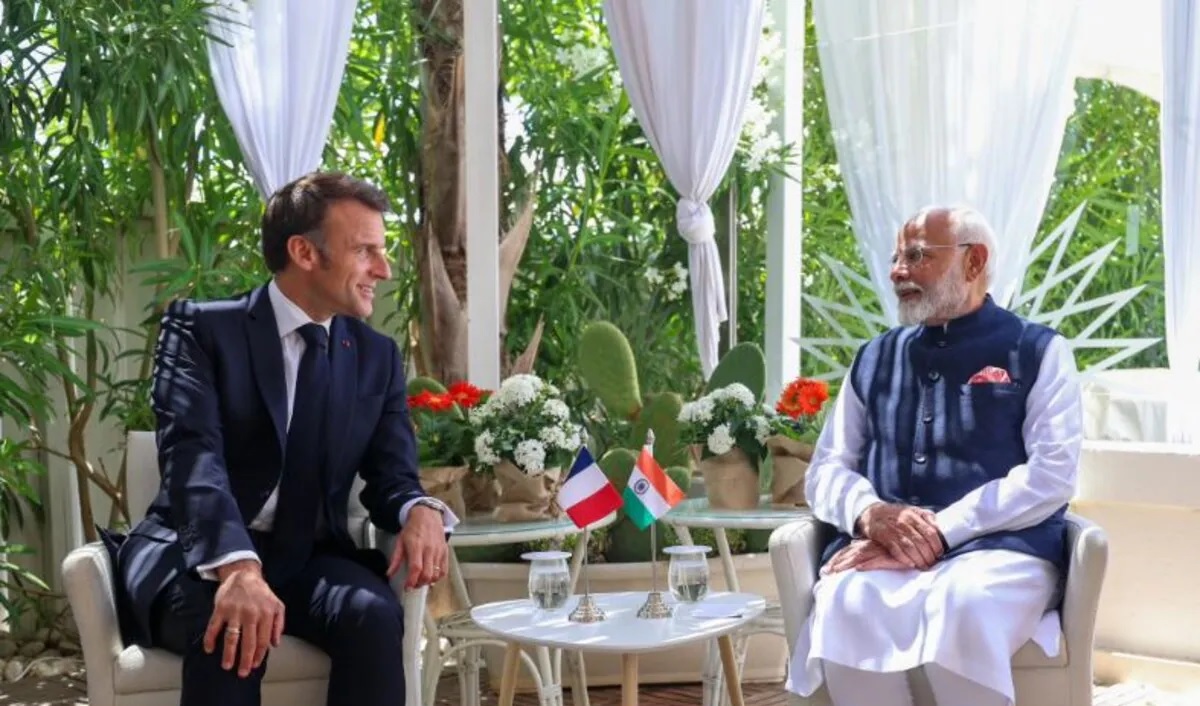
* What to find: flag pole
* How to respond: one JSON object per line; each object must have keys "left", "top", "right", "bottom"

{"left": 650, "top": 519, "right": 658, "bottom": 591}
{"left": 569, "top": 515, "right": 605, "bottom": 623}
{"left": 637, "top": 430, "right": 672, "bottom": 619}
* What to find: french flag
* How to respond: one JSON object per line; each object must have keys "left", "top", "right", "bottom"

{"left": 557, "top": 447, "right": 623, "bottom": 528}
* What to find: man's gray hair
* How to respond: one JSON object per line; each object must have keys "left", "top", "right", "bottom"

{"left": 908, "top": 204, "right": 998, "bottom": 282}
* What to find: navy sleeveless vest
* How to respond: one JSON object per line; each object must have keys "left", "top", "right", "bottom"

{"left": 823, "top": 296, "right": 1067, "bottom": 571}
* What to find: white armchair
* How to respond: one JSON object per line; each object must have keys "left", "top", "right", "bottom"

{"left": 768, "top": 511, "right": 1108, "bottom": 706}
{"left": 60, "top": 431, "right": 427, "bottom": 706}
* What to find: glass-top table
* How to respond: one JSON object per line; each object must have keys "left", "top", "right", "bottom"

{"left": 666, "top": 495, "right": 811, "bottom": 533}
{"left": 449, "top": 512, "right": 617, "bottom": 548}
{"left": 662, "top": 496, "right": 810, "bottom": 706}
{"left": 427, "top": 511, "right": 619, "bottom": 706}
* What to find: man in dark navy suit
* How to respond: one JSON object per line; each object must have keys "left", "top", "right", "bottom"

{"left": 110, "top": 172, "right": 456, "bottom": 706}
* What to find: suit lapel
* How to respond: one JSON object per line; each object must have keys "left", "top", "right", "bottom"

{"left": 246, "top": 286, "right": 288, "bottom": 453}
{"left": 324, "top": 316, "right": 358, "bottom": 488}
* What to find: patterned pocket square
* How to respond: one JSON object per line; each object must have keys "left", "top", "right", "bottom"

{"left": 969, "top": 366, "right": 1011, "bottom": 384}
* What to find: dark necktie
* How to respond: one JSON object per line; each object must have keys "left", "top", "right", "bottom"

{"left": 267, "top": 323, "right": 330, "bottom": 585}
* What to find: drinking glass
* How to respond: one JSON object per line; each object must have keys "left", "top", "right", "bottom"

{"left": 664, "top": 545, "right": 711, "bottom": 603}
{"left": 522, "top": 550, "right": 572, "bottom": 611}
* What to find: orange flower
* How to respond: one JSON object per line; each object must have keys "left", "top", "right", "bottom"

{"left": 776, "top": 378, "right": 829, "bottom": 419}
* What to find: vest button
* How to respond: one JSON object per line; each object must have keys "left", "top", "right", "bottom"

{"left": 914, "top": 453, "right": 927, "bottom": 464}
{"left": 923, "top": 414, "right": 934, "bottom": 424}
{"left": 937, "top": 340, "right": 947, "bottom": 348}
{"left": 909, "top": 496, "right": 922, "bottom": 504}
{"left": 928, "top": 371, "right": 941, "bottom": 382}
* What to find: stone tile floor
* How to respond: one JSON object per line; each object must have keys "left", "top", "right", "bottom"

{"left": 0, "top": 670, "right": 1193, "bottom": 706}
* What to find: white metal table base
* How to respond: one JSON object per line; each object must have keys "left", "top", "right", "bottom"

{"left": 421, "top": 532, "right": 593, "bottom": 706}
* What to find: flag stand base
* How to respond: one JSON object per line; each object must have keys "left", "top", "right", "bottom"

{"left": 569, "top": 594, "right": 606, "bottom": 623}
{"left": 636, "top": 591, "right": 673, "bottom": 619}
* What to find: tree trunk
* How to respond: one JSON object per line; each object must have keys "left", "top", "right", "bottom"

{"left": 414, "top": 0, "right": 539, "bottom": 385}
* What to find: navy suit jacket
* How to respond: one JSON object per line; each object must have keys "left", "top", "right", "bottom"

{"left": 108, "top": 284, "right": 426, "bottom": 647}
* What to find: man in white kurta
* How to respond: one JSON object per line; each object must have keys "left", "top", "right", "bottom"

{"left": 786, "top": 206, "right": 1083, "bottom": 706}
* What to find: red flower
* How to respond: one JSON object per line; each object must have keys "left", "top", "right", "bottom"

{"left": 408, "top": 390, "right": 455, "bottom": 412}
{"left": 427, "top": 393, "right": 456, "bottom": 412}
{"left": 408, "top": 390, "right": 438, "bottom": 409}
{"left": 447, "top": 380, "right": 486, "bottom": 408}
{"left": 776, "top": 378, "right": 830, "bottom": 419}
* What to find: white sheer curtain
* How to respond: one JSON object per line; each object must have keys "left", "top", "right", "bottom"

{"left": 603, "top": 0, "right": 764, "bottom": 376}
{"left": 206, "top": 0, "right": 357, "bottom": 199}
{"left": 813, "top": 0, "right": 1080, "bottom": 322}
{"left": 1160, "top": 0, "right": 1200, "bottom": 442}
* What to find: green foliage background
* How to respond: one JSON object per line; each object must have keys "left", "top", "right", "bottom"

{"left": 0, "top": 0, "right": 1168, "bottom": 603}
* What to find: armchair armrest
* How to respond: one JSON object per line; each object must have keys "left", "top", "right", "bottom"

{"left": 61, "top": 543, "right": 122, "bottom": 706}
{"left": 768, "top": 514, "right": 836, "bottom": 654}
{"left": 1061, "top": 511, "right": 1108, "bottom": 660}
{"left": 364, "top": 525, "right": 428, "bottom": 706}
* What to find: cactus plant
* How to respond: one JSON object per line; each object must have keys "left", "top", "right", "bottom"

{"left": 577, "top": 321, "right": 642, "bottom": 418}
{"left": 631, "top": 392, "right": 687, "bottom": 468}
{"left": 577, "top": 320, "right": 689, "bottom": 469}
{"left": 597, "top": 447, "right": 639, "bottom": 498}
{"left": 705, "top": 342, "right": 767, "bottom": 403}
{"left": 407, "top": 376, "right": 449, "bottom": 396}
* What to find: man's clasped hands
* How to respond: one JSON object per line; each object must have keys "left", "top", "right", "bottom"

{"left": 822, "top": 503, "right": 948, "bottom": 576}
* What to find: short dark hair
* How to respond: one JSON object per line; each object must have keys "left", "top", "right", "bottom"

{"left": 260, "top": 171, "right": 391, "bottom": 273}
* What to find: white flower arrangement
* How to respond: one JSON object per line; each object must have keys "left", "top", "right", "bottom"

{"left": 470, "top": 374, "right": 582, "bottom": 475}
{"left": 644, "top": 261, "right": 689, "bottom": 302}
{"left": 679, "top": 383, "right": 774, "bottom": 464}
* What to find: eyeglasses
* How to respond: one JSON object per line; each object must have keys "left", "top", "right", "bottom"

{"left": 889, "top": 243, "right": 972, "bottom": 269}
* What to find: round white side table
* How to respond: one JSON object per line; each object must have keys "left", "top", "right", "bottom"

{"left": 471, "top": 591, "right": 766, "bottom": 706}
{"left": 663, "top": 497, "right": 811, "bottom": 706}
{"left": 427, "top": 512, "right": 617, "bottom": 706}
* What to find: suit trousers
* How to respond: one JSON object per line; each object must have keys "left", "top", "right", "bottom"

{"left": 150, "top": 542, "right": 404, "bottom": 706}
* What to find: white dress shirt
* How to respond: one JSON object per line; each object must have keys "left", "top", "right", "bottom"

{"left": 196, "top": 280, "right": 456, "bottom": 580}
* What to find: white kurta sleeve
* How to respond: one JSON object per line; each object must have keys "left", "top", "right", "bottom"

{"left": 935, "top": 335, "right": 1082, "bottom": 549}
{"left": 804, "top": 372, "right": 881, "bottom": 535}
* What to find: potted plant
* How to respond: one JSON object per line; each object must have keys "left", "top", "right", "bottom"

{"left": 765, "top": 377, "right": 830, "bottom": 507}
{"left": 406, "top": 379, "right": 489, "bottom": 519}
{"left": 469, "top": 373, "right": 583, "bottom": 522}
{"left": 678, "top": 382, "right": 773, "bottom": 510}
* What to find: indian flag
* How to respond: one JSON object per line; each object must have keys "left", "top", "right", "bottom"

{"left": 622, "top": 443, "right": 684, "bottom": 530}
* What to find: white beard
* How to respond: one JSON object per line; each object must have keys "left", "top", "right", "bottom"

{"left": 896, "top": 259, "right": 969, "bottom": 326}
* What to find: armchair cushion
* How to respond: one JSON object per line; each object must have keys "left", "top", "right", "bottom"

{"left": 114, "top": 639, "right": 330, "bottom": 693}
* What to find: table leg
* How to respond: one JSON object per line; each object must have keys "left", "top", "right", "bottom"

{"left": 620, "top": 653, "right": 638, "bottom": 706}
{"left": 716, "top": 636, "right": 745, "bottom": 706}
{"left": 569, "top": 651, "right": 591, "bottom": 706}
{"left": 714, "top": 528, "right": 740, "bottom": 592}
{"left": 708, "top": 528, "right": 744, "bottom": 706}
{"left": 498, "top": 643, "right": 522, "bottom": 706}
